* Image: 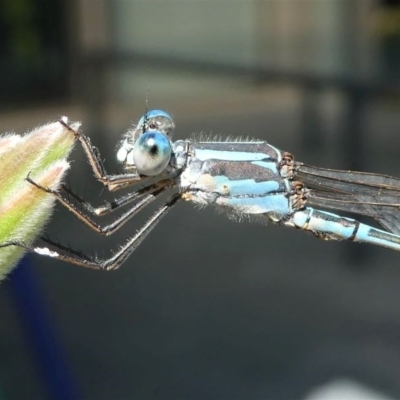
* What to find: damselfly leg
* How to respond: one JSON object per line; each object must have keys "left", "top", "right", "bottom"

{"left": 28, "top": 174, "right": 173, "bottom": 235}
{"left": 59, "top": 116, "right": 143, "bottom": 190}
{"left": 2, "top": 193, "right": 181, "bottom": 270}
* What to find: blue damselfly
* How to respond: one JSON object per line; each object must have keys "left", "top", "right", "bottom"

{"left": 2, "top": 110, "right": 400, "bottom": 270}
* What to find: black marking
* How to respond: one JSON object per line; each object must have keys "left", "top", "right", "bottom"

{"left": 368, "top": 228, "right": 400, "bottom": 245}
{"left": 203, "top": 159, "right": 284, "bottom": 184}
{"left": 195, "top": 142, "right": 281, "bottom": 160}
{"left": 349, "top": 220, "right": 360, "bottom": 241}
{"left": 311, "top": 209, "right": 355, "bottom": 227}
{"left": 149, "top": 144, "right": 158, "bottom": 156}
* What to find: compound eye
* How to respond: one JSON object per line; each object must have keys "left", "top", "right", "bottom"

{"left": 132, "top": 131, "right": 172, "bottom": 176}
{"left": 137, "top": 110, "right": 175, "bottom": 136}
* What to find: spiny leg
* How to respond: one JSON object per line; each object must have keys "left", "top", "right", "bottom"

{"left": 59, "top": 118, "right": 144, "bottom": 190}
{"left": 26, "top": 174, "right": 172, "bottom": 235}
{"left": 0, "top": 194, "right": 182, "bottom": 270}
{"left": 58, "top": 178, "right": 173, "bottom": 217}
{"left": 59, "top": 184, "right": 146, "bottom": 217}
{"left": 62, "top": 190, "right": 164, "bottom": 236}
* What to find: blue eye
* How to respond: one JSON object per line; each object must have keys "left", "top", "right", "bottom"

{"left": 137, "top": 109, "right": 175, "bottom": 136}
{"left": 132, "top": 131, "right": 172, "bottom": 176}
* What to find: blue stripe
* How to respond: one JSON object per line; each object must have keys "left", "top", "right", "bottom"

{"left": 216, "top": 194, "right": 290, "bottom": 215}
{"left": 195, "top": 149, "right": 273, "bottom": 162}
{"left": 213, "top": 176, "right": 280, "bottom": 196}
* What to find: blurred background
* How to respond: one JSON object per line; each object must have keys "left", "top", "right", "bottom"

{"left": 1, "top": 0, "right": 400, "bottom": 399}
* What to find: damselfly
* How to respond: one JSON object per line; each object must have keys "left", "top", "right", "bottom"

{"left": 2, "top": 110, "right": 400, "bottom": 270}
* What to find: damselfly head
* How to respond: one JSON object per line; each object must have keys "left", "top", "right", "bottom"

{"left": 116, "top": 110, "right": 175, "bottom": 176}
